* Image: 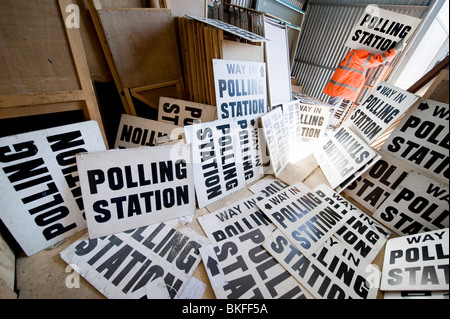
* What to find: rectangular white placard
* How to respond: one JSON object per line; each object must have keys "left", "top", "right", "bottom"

{"left": 199, "top": 228, "right": 313, "bottom": 299}
{"left": 260, "top": 108, "right": 289, "bottom": 177}
{"left": 213, "top": 59, "right": 267, "bottom": 120}
{"left": 344, "top": 150, "right": 414, "bottom": 212}
{"left": 158, "top": 97, "right": 217, "bottom": 126}
{"left": 380, "top": 228, "right": 449, "bottom": 291}
{"left": 381, "top": 99, "right": 449, "bottom": 185}
{"left": 77, "top": 144, "right": 196, "bottom": 238}
{"left": 0, "top": 121, "right": 106, "bottom": 256}
{"left": 344, "top": 4, "right": 422, "bottom": 55}
{"left": 60, "top": 223, "right": 208, "bottom": 298}
{"left": 255, "top": 182, "right": 352, "bottom": 257}
{"left": 347, "top": 82, "right": 419, "bottom": 144}
{"left": 185, "top": 117, "right": 263, "bottom": 208}
{"left": 314, "top": 124, "right": 378, "bottom": 189}
{"left": 114, "top": 114, "right": 183, "bottom": 149}
{"left": 373, "top": 171, "right": 449, "bottom": 236}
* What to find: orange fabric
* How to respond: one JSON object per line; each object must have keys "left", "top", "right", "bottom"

{"left": 323, "top": 48, "right": 397, "bottom": 101}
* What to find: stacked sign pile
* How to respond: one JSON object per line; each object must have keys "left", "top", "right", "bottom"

{"left": 0, "top": 6, "right": 448, "bottom": 300}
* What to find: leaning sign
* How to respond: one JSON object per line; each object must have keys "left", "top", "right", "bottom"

{"left": 114, "top": 114, "right": 183, "bottom": 149}
{"left": 347, "top": 82, "right": 419, "bottom": 144}
{"left": 373, "top": 171, "right": 449, "bottom": 236}
{"left": 77, "top": 144, "right": 196, "bottom": 238}
{"left": 381, "top": 99, "right": 449, "bottom": 185}
{"left": 0, "top": 121, "right": 106, "bottom": 256}
{"left": 185, "top": 118, "right": 263, "bottom": 208}
{"left": 380, "top": 228, "right": 449, "bottom": 291}
{"left": 158, "top": 97, "right": 217, "bottom": 126}
{"left": 60, "top": 222, "right": 208, "bottom": 298}
{"left": 213, "top": 59, "right": 267, "bottom": 120}
{"left": 314, "top": 124, "right": 378, "bottom": 189}
{"left": 345, "top": 4, "right": 422, "bottom": 54}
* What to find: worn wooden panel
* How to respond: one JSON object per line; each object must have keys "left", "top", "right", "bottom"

{"left": 97, "top": 8, "right": 182, "bottom": 89}
{"left": 0, "top": 0, "right": 81, "bottom": 94}
{"left": 0, "top": 232, "right": 15, "bottom": 292}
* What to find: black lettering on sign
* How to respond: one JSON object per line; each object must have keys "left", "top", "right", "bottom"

{"left": 1, "top": 140, "right": 76, "bottom": 240}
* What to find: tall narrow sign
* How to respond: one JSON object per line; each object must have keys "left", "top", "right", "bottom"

{"left": 0, "top": 121, "right": 106, "bottom": 255}
{"left": 185, "top": 117, "right": 263, "bottom": 208}
{"left": 77, "top": 144, "right": 196, "bottom": 238}
{"left": 260, "top": 108, "right": 289, "bottom": 177}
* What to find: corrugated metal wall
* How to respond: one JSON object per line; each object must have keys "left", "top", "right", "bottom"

{"left": 291, "top": 0, "right": 433, "bottom": 102}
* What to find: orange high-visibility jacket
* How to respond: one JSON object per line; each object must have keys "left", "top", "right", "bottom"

{"left": 323, "top": 48, "right": 397, "bottom": 101}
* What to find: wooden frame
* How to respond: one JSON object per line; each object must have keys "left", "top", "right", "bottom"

{"left": 0, "top": 0, "right": 107, "bottom": 144}
{"left": 86, "top": 2, "right": 184, "bottom": 115}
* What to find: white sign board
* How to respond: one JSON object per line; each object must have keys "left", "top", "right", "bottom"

{"left": 263, "top": 229, "right": 380, "bottom": 299}
{"left": 158, "top": 97, "right": 217, "bottom": 126}
{"left": 264, "top": 18, "right": 291, "bottom": 107}
{"left": 314, "top": 124, "right": 378, "bottom": 189}
{"left": 255, "top": 182, "right": 352, "bottom": 257}
{"left": 60, "top": 223, "right": 208, "bottom": 298}
{"left": 314, "top": 184, "right": 391, "bottom": 264}
{"left": 77, "top": 144, "right": 196, "bottom": 238}
{"left": 381, "top": 99, "right": 449, "bottom": 185}
{"left": 380, "top": 228, "right": 449, "bottom": 291}
{"left": 198, "top": 193, "right": 276, "bottom": 243}
{"left": 185, "top": 117, "right": 263, "bottom": 208}
{"left": 347, "top": 82, "right": 419, "bottom": 144}
{"left": 373, "top": 171, "right": 449, "bottom": 236}
{"left": 199, "top": 228, "right": 313, "bottom": 299}
{"left": 345, "top": 4, "right": 422, "bottom": 54}
{"left": 0, "top": 121, "right": 106, "bottom": 256}
{"left": 213, "top": 59, "right": 267, "bottom": 120}
{"left": 344, "top": 150, "right": 414, "bottom": 213}
{"left": 260, "top": 108, "right": 289, "bottom": 177}
{"left": 114, "top": 114, "right": 183, "bottom": 149}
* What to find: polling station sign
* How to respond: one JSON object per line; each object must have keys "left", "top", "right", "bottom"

{"left": 314, "top": 184, "right": 391, "bottom": 265}
{"left": 260, "top": 107, "right": 289, "bottom": 177}
{"left": 263, "top": 229, "right": 380, "bottom": 299}
{"left": 345, "top": 4, "right": 422, "bottom": 55}
{"left": 213, "top": 59, "right": 267, "bottom": 120}
{"left": 255, "top": 181, "right": 352, "bottom": 258}
{"left": 198, "top": 192, "right": 277, "bottom": 243}
{"left": 114, "top": 114, "right": 183, "bottom": 149}
{"left": 314, "top": 124, "right": 378, "bottom": 189}
{"left": 297, "top": 103, "right": 332, "bottom": 140}
{"left": 347, "top": 82, "right": 419, "bottom": 144}
{"left": 60, "top": 222, "right": 208, "bottom": 299}
{"left": 76, "top": 144, "right": 196, "bottom": 238}
{"left": 0, "top": 121, "right": 106, "bottom": 256}
{"left": 380, "top": 228, "right": 449, "bottom": 291}
{"left": 185, "top": 117, "right": 263, "bottom": 208}
{"left": 373, "top": 171, "right": 449, "bottom": 236}
{"left": 158, "top": 97, "right": 217, "bottom": 126}
{"left": 344, "top": 150, "right": 414, "bottom": 213}
{"left": 199, "top": 228, "right": 314, "bottom": 299}
{"left": 381, "top": 99, "right": 449, "bottom": 185}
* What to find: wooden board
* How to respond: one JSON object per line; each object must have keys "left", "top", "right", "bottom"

{"left": 97, "top": 8, "right": 182, "bottom": 89}
{"left": 0, "top": 0, "right": 107, "bottom": 144}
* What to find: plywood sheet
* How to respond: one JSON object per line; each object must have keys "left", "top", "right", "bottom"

{"left": 0, "top": 0, "right": 80, "bottom": 94}
{"left": 97, "top": 8, "right": 182, "bottom": 89}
